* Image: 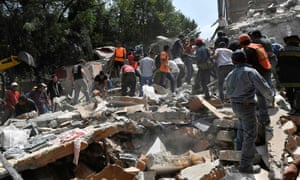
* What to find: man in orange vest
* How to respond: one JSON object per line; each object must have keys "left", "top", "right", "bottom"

{"left": 159, "top": 45, "right": 176, "bottom": 93}
{"left": 239, "top": 34, "right": 272, "bottom": 126}
{"left": 113, "top": 41, "right": 127, "bottom": 77}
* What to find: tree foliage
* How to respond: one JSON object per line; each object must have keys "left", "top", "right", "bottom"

{"left": 0, "top": 0, "right": 198, "bottom": 70}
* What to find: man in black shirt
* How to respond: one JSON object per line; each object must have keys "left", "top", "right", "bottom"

{"left": 15, "top": 95, "right": 38, "bottom": 117}
{"left": 93, "top": 71, "right": 108, "bottom": 92}
{"left": 47, "top": 74, "right": 64, "bottom": 102}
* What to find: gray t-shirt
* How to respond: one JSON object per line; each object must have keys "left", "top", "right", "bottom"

{"left": 139, "top": 57, "right": 155, "bottom": 77}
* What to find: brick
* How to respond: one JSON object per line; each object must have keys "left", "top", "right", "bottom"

{"left": 216, "top": 130, "right": 235, "bottom": 142}
{"left": 213, "top": 119, "right": 238, "bottom": 129}
{"left": 282, "top": 121, "right": 297, "bottom": 135}
{"left": 219, "top": 150, "right": 241, "bottom": 162}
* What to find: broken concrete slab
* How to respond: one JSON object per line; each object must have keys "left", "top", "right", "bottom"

{"left": 213, "top": 119, "right": 238, "bottom": 129}
{"left": 219, "top": 150, "right": 241, "bottom": 162}
{"left": 128, "top": 111, "right": 190, "bottom": 123}
{"left": 216, "top": 130, "right": 235, "bottom": 142}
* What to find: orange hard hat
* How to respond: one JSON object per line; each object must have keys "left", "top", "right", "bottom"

{"left": 239, "top": 34, "right": 251, "bottom": 43}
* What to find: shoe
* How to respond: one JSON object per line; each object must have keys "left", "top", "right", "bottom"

{"left": 238, "top": 165, "right": 261, "bottom": 174}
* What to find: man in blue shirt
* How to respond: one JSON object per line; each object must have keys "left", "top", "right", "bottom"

{"left": 226, "top": 50, "right": 273, "bottom": 174}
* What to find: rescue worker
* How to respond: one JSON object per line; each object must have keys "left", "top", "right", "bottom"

{"left": 120, "top": 63, "right": 136, "bottom": 96}
{"left": 159, "top": 45, "right": 176, "bottom": 93}
{"left": 211, "top": 42, "right": 234, "bottom": 102}
{"left": 113, "top": 41, "right": 127, "bottom": 77}
{"left": 93, "top": 71, "right": 110, "bottom": 95}
{"left": 226, "top": 50, "right": 273, "bottom": 174}
{"left": 28, "top": 83, "right": 51, "bottom": 114}
{"left": 190, "top": 38, "right": 211, "bottom": 99}
{"left": 211, "top": 15, "right": 228, "bottom": 40}
{"left": 239, "top": 34, "right": 272, "bottom": 126}
{"left": 15, "top": 95, "right": 38, "bottom": 117}
{"left": 1, "top": 82, "right": 20, "bottom": 124}
{"left": 277, "top": 35, "right": 300, "bottom": 115}
{"left": 139, "top": 52, "right": 155, "bottom": 96}
{"left": 47, "top": 74, "right": 64, "bottom": 103}
{"left": 183, "top": 38, "right": 195, "bottom": 84}
{"left": 71, "top": 59, "right": 90, "bottom": 105}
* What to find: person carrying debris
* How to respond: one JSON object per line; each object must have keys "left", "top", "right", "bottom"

{"left": 1, "top": 82, "right": 20, "bottom": 124}
{"left": 15, "top": 95, "right": 38, "bottom": 119}
{"left": 93, "top": 71, "right": 110, "bottom": 95}
{"left": 159, "top": 45, "right": 176, "bottom": 93}
{"left": 120, "top": 63, "right": 136, "bottom": 96}
{"left": 277, "top": 35, "right": 300, "bottom": 115}
{"left": 225, "top": 50, "right": 273, "bottom": 174}
{"left": 189, "top": 38, "right": 211, "bottom": 99}
{"left": 239, "top": 33, "right": 272, "bottom": 126}
{"left": 211, "top": 15, "right": 228, "bottom": 41}
{"left": 71, "top": 59, "right": 90, "bottom": 105}
{"left": 211, "top": 42, "right": 234, "bottom": 103}
{"left": 139, "top": 51, "right": 155, "bottom": 97}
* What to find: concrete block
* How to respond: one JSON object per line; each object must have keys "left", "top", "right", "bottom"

{"left": 137, "top": 171, "right": 156, "bottom": 180}
{"left": 219, "top": 150, "right": 241, "bottom": 162}
{"left": 193, "top": 139, "right": 210, "bottom": 152}
{"left": 216, "top": 130, "right": 235, "bottom": 142}
{"left": 213, "top": 119, "right": 238, "bottom": 129}
{"left": 282, "top": 121, "right": 297, "bottom": 135}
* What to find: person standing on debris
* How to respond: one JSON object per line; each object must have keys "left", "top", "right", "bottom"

{"left": 211, "top": 15, "right": 228, "bottom": 40}
{"left": 251, "top": 30, "right": 278, "bottom": 91}
{"left": 28, "top": 83, "right": 51, "bottom": 114}
{"left": 214, "top": 32, "right": 229, "bottom": 48}
{"left": 15, "top": 95, "right": 38, "bottom": 118}
{"left": 71, "top": 59, "right": 90, "bottom": 105}
{"left": 183, "top": 39, "right": 195, "bottom": 84}
{"left": 169, "top": 59, "right": 180, "bottom": 84}
{"left": 277, "top": 35, "right": 300, "bottom": 115}
{"left": 211, "top": 42, "right": 234, "bottom": 103}
{"left": 189, "top": 38, "right": 211, "bottom": 99}
{"left": 159, "top": 45, "right": 176, "bottom": 93}
{"left": 47, "top": 74, "right": 64, "bottom": 103}
{"left": 139, "top": 51, "right": 155, "bottom": 97}
{"left": 1, "top": 82, "right": 20, "bottom": 124}
{"left": 226, "top": 50, "right": 273, "bottom": 174}
{"left": 120, "top": 63, "right": 136, "bottom": 96}
{"left": 112, "top": 41, "right": 127, "bottom": 77}
{"left": 239, "top": 34, "right": 272, "bottom": 126}
{"left": 171, "top": 34, "right": 185, "bottom": 59}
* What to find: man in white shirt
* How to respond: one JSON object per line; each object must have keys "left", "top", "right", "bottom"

{"left": 211, "top": 42, "right": 234, "bottom": 102}
{"left": 211, "top": 15, "right": 228, "bottom": 40}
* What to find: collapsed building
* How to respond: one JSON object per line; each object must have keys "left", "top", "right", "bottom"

{"left": 0, "top": 1, "right": 299, "bottom": 180}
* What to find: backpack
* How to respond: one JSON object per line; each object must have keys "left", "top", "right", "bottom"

{"left": 248, "top": 43, "right": 272, "bottom": 70}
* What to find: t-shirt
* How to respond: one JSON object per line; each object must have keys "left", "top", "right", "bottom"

{"left": 5, "top": 90, "right": 20, "bottom": 110}
{"left": 159, "top": 51, "right": 170, "bottom": 73}
{"left": 169, "top": 60, "right": 180, "bottom": 73}
{"left": 215, "top": 48, "right": 233, "bottom": 66}
{"left": 73, "top": 65, "right": 83, "bottom": 80}
{"left": 139, "top": 57, "right": 155, "bottom": 77}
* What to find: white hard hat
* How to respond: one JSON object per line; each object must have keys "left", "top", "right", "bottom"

{"left": 11, "top": 82, "right": 18, "bottom": 87}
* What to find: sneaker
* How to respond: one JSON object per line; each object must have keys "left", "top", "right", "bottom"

{"left": 238, "top": 165, "right": 261, "bottom": 174}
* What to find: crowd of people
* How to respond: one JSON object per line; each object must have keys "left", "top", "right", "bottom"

{"left": 0, "top": 25, "right": 300, "bottom": 176}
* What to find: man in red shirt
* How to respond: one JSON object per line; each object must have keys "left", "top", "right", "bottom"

{"left": 1, "top": 82, "right": 20, "bottom": 124}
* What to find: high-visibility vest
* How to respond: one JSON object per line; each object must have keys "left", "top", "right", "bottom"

{"left": 247, "top": 43, "right": 272, "bottom": 70}
{"left": 114, "top": 47, "right": 126, "bottom": 62}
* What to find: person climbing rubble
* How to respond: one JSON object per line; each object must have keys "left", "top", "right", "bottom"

{"left": 211, "top": 15, "right": 228, "bottom": 41}
{"left": 277, "top": 35, "right": 300, "bottom": 115}
{"left": 225, "top": 50, "right": 273, "bottom": 174}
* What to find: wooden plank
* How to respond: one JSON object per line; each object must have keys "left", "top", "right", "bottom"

{"left": 196, "top": 95, "right": 232, "bottom": 120}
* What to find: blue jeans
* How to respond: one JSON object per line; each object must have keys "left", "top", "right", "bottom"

{"left": 184, "top": 57, "right": 194, "bottom": 84}
{"left": 256, "top": 72, "right": 272, "bottom": 124}
{"left": 232, "top": 103, "right": 257, "bottom": 168}
{"left": 193, "top": 68, "right": 210, "bottom": 98}
{"left": 159, "top": 72, "right": 176, "bottom": 92}
{"left": 139, "top": 76, "right": 153, "bottom": 96}
{"left": 218, "top": 65, "right": 234, "bottom": 102}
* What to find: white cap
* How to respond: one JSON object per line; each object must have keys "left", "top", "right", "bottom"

{"left": 11, "top": 82, "right": 18, "bottom": 87}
